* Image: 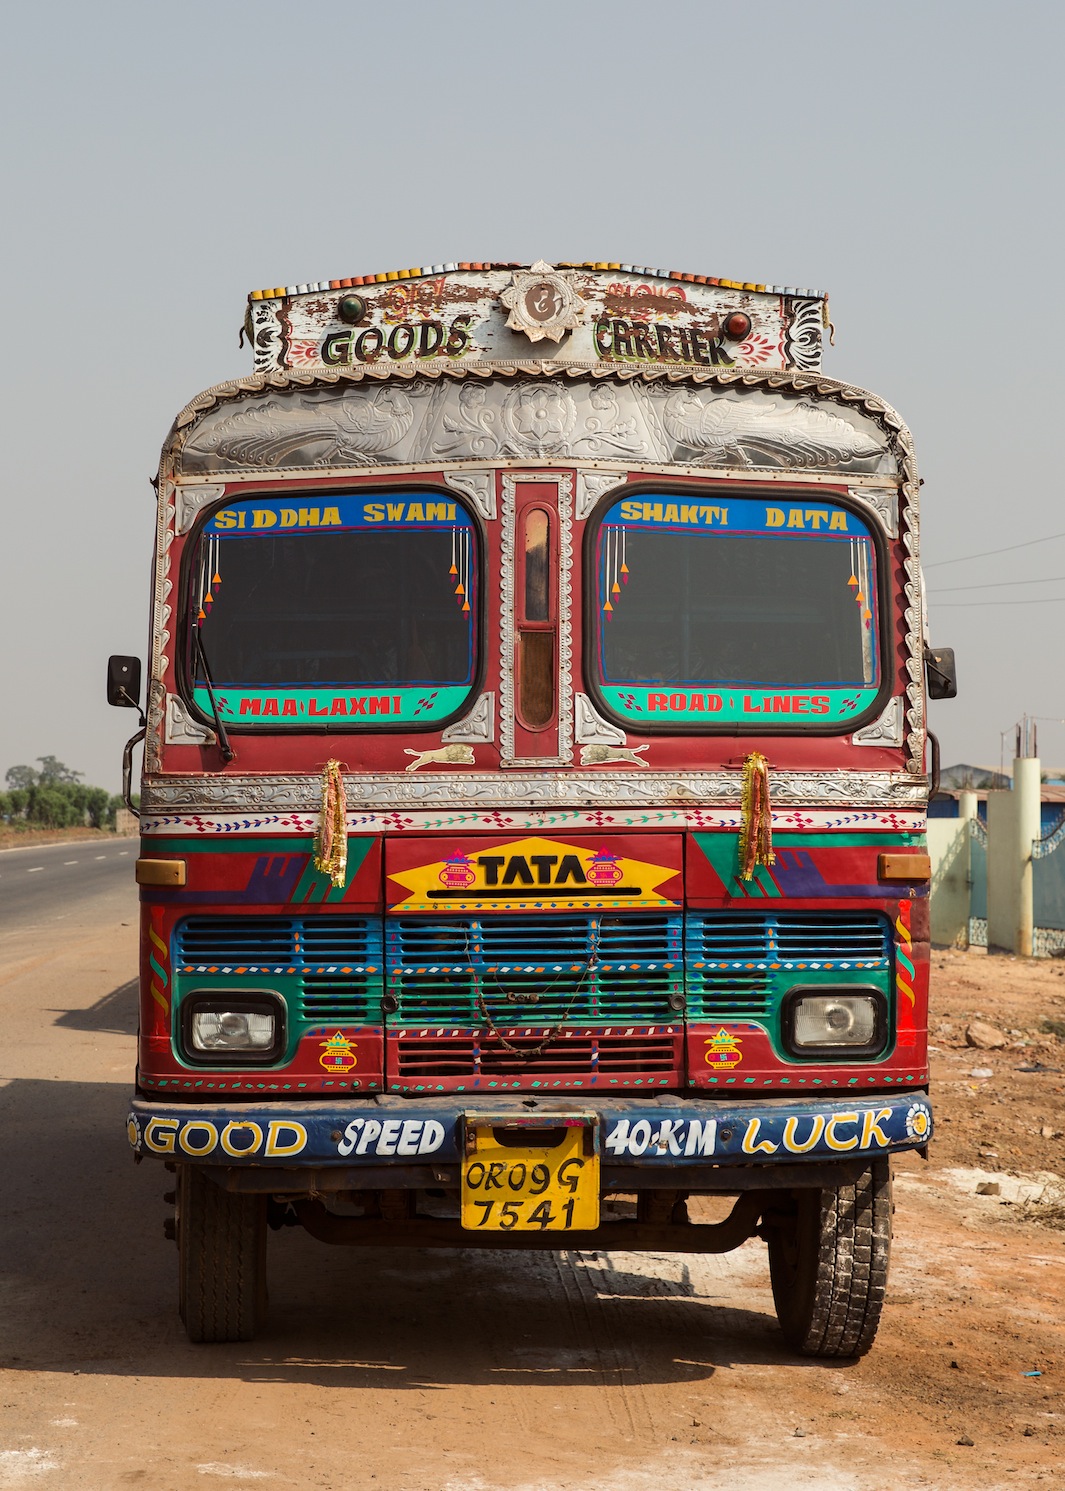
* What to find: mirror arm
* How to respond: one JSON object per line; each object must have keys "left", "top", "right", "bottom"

{"left": 122, "top": 727, "right": 146, "bottom": 817}
{"left": 118, "top": 686, "right": 147, "bottom": 729}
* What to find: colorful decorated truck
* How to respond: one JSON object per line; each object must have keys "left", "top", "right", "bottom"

{"left": 111, "top": 259, "right": 955, "bottom": 1354}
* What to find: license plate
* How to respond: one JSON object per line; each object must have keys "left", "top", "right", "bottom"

{"left": 460, "top": 1119, "right": 600, "bottom": 1232}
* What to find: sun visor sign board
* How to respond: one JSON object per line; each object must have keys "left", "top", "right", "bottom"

{"left": 385, "top": 835, "right": 684, "bottom": 914}
{"left": 247, "top": 266, "right": 823, "bottom": 376}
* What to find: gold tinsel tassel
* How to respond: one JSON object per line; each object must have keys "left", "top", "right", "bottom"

{"left": 314, "top": 760, "right": 348, "bottom": 888}
{"left": 739, "top": 752, "right": 775, "bottom": 881}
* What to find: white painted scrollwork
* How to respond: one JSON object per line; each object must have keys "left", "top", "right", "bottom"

{"left": 848, "top": 485, "right": 898, "bottom": 539}
{"left": 499, "top": 262, "right": 585, "bottom": 344}
{"left": 852, "top": 696, "right": 904, "bottom": 748}
{"left": 442, "top": 692, "right": 496, "bottom": 744}
{"left": 574, "top": 693, "right": 626, "bottom": 746}
{"left": 141, "top": 770, "right": 927, "bottom": 813}
{"left": 165, "top": 694, "right": 214, "bottom": 745}
{"left": 784, "top": 299, "right": 823, "bottom": 370}
{"left": 174, "top": 374, "right": 894, "bottom": 479}
{"left": 575, "top": 471, "right": 625, "bottom": 521}
{"left": 443, "top": 470, "right": 496, "bottom": 520}
{"left": 653, "top": 386, "right": 887, "bottom": 470}
{"left": 175, "top": 484, "right": 225, "bottom": 534}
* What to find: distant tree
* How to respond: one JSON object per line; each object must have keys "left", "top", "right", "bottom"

{"left": 35, "top": 756, "right": 83, "bottom": 785}
{"left": 6, "top": 788, "right": 29, "bottom": 817}
{"left": 82, "top": 786, "right": 113, "bottom": 829}
{"left": 2, "top": 764, "right": 120, "bottom": 830}
{"left": 28, "top": 786, "right": 82, "bottom": 828}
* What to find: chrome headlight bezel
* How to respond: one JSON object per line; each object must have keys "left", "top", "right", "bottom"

{"left": 782, "top": 985, "right": 887, "bottom": 1061}
{"left": 179, "top": 990, "right": 285, "bottom": 1066}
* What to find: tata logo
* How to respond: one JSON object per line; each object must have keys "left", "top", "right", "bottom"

{"left": 431, "top": 848, "right": 636, "bottom": 900}
{"left": 389, "top": 836, "right": 680, "bottom": 911}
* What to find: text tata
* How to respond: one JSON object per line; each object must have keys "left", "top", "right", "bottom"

{"left": 617, "top": 501, "right": 851, "bottom": 530}
{"left": 474, "top": 853, "right": 592, "bottom": 886}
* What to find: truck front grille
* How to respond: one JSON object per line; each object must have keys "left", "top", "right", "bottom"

{"left": 175, "top": 915, "right": 383, "bottom": 1023}
{"left": 386, "top": 914, "right": 683, "bottom": 1025}
{"left": 685, "top": 912, "right": 892, "bottom": 1020}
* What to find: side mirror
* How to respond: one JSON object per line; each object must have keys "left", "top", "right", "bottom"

{"left": 107, "top": 654, "right": 142, "bottom": 709}
{"left": 925, "top": 646, "right": 957, "bottom": 701}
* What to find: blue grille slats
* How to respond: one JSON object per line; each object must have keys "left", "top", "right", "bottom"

{"left": 689, "top": 912, "right": 891, "bottom": 965}
{"left": 177, "top": 918, "right": 296, "bottom": 962}
{"left": 176, "top": 910, "right": 893, "bottom": 1035}
{"left": 686, "top": 911, "right": 892, "bottom": 1020}
{"left": 387, "top": 914, "right": 682, "bottom": 1026}
{"left": 175, "top": 916, "right": 383, "bottom": 1024}
{"left": 389, "top": 914, "right": 679, "bottom": 963}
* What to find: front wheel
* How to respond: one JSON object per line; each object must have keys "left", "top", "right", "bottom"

{"left": 177, "top": 1166, "right": 267, "bottom": 1343}
{"left": 763, "top": 1160, "right": 892, "bottom": 1359}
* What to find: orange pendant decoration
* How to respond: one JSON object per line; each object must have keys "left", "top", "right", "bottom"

{"left": 313, "top": 759, "right": 348, "bottom": 887}
{"left": 739, "top": 752, "right": 775, "bottom": 881}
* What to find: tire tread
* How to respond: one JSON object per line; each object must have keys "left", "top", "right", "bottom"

{"left": 178, "top": 1167, "right": 266, "bottom": 1344}
{"left": 767, "top": 1160, "right": 891, "bottom": 1359}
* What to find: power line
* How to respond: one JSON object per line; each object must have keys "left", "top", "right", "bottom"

{"left": 931, "top": 595, "right": 1065, "bottom": 607}
{"left": 932, "top": 574, "right": 1065, "bottom": 593}
{"left": 925, "top": 530, "right": 1065, "bottom": 568}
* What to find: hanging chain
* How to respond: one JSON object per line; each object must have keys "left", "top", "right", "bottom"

{"left": 473, "top": 921, "right": 602, "bottom": 1060}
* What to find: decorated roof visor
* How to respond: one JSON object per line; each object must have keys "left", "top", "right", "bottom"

{"left": 244, "top": 262, "right": 827, "bottom": 375}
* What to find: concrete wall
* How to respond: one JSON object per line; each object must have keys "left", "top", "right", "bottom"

{"left": 928, "top": 818, "right": 970, "bottom": 947}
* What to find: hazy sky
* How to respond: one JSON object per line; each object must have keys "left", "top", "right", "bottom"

{"left": 2, "top": 0, "right": 1062, "bottom": 791}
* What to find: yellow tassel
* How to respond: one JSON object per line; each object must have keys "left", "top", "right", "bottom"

{"left": 739, "top": 752, "right": 775, "bottom": 881}
{"left": 313, "top": 760, "right": 348, "bottom": 888}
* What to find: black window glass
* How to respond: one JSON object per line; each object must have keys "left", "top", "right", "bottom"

{"left": 591, "top": 493, "right": 880, "bottom": 729}
{"left": 186, "top": 492, "right": 477, "bottom": 727}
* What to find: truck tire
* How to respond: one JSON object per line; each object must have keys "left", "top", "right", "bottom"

{"left": 177, "top": 1165, "right": 267, "bottom": 1343}
{"left": 764, "top": 1159, "right": 891, "bottom": 1359}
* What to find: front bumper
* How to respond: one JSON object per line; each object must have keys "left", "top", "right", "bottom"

{"left": 128, "top": 1090, "right": 931, "bottom": 1171}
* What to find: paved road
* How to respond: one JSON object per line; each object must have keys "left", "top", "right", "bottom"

{"left": 0, "top": 838, "right": 136, "bottom": 933}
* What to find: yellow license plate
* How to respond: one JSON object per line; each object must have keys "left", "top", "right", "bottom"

{"left": 461, "top": 1120, "right": 600, "bottom": 1232}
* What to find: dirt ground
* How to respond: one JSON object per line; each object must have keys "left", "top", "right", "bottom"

{"left": 0, "top": 826, "right": 130, "bottom": 852}
{"left": 1, "top": 882, "right": 1063, "bottom": 1489}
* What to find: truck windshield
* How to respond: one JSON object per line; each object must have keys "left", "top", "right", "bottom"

{"left": 590, "top": 493, "right": 881, "bottom": 729}
{"left": 186, "top": 492, "right": 478, "bottom": 728}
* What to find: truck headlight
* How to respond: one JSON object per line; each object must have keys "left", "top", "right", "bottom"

{"left": 181, "top": 993, "right": 284, "bottom": 1064}
{"left": 784, "top": 988, "right": 885, "bottom": 1059}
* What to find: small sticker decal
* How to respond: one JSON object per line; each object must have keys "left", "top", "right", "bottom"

{"left": 439, "top": 853, "right": 477, "bottom": 889}
{"left": 704, "top": 1029, "right": 743, "bottom": 1069}
{"left": 904, "top": 1101, "right": 931, "bottom": 1141}
{"left": 586, "top": 849, "right": 623, "bottom": 888}
{"left": 319, "top": 1031, "right": 358, "bottom": 1072}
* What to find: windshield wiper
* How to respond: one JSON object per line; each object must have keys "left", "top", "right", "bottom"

{"left": 193, "top": 627, "right": 235, "bottom": 763}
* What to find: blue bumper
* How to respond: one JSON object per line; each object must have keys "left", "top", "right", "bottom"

{"left": 127, "top": 1091, "right": 931, "bottom": 1168}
